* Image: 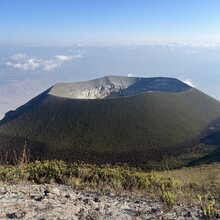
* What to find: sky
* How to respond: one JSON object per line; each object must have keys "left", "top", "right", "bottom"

{"left": 0, "top": 0, "right": 220, "bottom": 118}
{"left": 0, "top": 0, "right": 220, "bottom": 45}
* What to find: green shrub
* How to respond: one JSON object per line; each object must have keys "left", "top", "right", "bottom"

{"left": 27, "top": 160, "right": 68, "bottom": 183}
{"left": 190, "top": 180, "right": 202, "bottom": 190}
{"left": 197, "top": 195, "right": 220, "bottom": 219}
{"left": 0, "top": 165, "right": 28, "bottom": 181}
{"left": 161, "top": 191, "right": 175, "bottom": 208}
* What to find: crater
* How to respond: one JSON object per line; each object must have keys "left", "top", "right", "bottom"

{"left": 49, "top": 76, "right": 191, "bottom": 99}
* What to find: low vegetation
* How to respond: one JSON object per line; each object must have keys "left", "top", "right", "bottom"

{"left": 0, "top": 159, "right": 219, "bottom": 219}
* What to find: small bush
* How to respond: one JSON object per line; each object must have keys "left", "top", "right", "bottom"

{"left": 27, "top": 160, "right": 68, "bottom": 183}
{"left": 197, "top": 195, "right": 220, "bottom": 219}
{"left": 161, "top": 191, "right": 175, "bottom": 208}
{"left": 190, "top": 180, "right": 202, "bottom": 190}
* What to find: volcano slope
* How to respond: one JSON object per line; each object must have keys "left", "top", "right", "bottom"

{"left": 0, "top": 76, "right": 220, "bottom": 165}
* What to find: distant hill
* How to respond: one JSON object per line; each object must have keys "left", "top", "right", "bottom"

{"left": 0, "top": 76, "right": 220, "bottom": 165}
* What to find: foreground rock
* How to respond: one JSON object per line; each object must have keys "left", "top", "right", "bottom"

{"left": 0, "top": 184, "right": 203, "bottom": 219}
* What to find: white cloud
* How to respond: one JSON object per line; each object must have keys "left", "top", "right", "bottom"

{"left": 5, "top": 61, "right": 13, "bottom": 67}
{"left": 42, "top": 59, "right": 62, "bottom": 72}
{"left": 54, "top": 55, "right": 71, "bottom": 61}
{"left": 178, "top": 75, "right": 195, "bottom": 88}
{"left": 11, "top": 53, "right": 27, "bottom": 60}
{"left": 164, "top": 42, "right": 220, "bottom": 48}
{"left": 5, "top": 54, "right": 81, "bottom": 72}
{"left": 182, "top": 79, "right": 195, "bottom": 87}
{"left": 128, "top": 73, "right": 135, "bottom": 77}
{"left": 107, "top": 41, "right": 220, "bottom": 48}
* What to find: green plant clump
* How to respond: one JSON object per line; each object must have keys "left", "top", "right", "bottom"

{"left": 197, "top": 194, "right": 220, "bottom": 219}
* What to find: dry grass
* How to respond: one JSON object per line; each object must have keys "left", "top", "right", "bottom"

{"left": 157, "top": 163, "right": 220, "bottom": 218}
{"left": 159, "top": 163, "right": 220, "bottom": 186}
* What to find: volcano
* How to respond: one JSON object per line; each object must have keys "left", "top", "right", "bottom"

{"left": 0, "top": 76, "right": 220, "bottom": 164}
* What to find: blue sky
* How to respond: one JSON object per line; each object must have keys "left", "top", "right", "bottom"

{"left": 0, "top": 0, "right": 220, "bottom": 118}
{"left": 0, "top": 0, "right": 220, "bottom": 45}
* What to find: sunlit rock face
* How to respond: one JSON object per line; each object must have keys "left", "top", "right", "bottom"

{"left": 49, "top": 76, "right": 191, "bottom": 99}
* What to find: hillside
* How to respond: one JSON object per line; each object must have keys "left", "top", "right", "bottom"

{"left": 0, "top": 76, "right": 220, "bottom": 165}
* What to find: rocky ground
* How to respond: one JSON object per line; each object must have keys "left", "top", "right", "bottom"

{"left": 0, "top": 184, "right": 204, "bottom": 220}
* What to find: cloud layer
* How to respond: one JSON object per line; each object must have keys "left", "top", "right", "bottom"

{"left": 5, "top": 53, "right": 81, "bottom": 72}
